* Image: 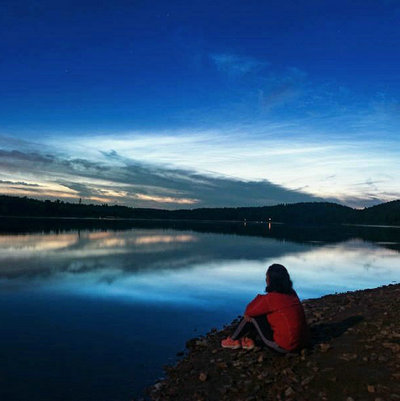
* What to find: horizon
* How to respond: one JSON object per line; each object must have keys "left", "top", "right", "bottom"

{"left": 1, "top": 1, "right": 399, "bottom": 209}
{"left": 1, "top": 193, "right": 398, "bottom": 212}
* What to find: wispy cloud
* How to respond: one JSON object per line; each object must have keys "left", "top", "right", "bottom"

{"left": 0, "top": 179, "right": 40, "bottom": 187}
{"left": 1, "top": 100, "right": 399, "bottom": 209}
{"left": 49, "top": 122, "right": 400, "bottom": 207}
{"left": 210, "top": 53, "right": 269, "bottom": 76}
{"left": 0, "top": 143, "right": 321, "bottom": 208}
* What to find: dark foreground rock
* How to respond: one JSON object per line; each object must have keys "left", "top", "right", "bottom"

{"left": 148, "top": 284, "right": 400, "bottom": 401}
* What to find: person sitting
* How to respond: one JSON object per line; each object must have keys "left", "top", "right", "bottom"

{"left": 221, "top": 263, "right": 308, "bottom": 353}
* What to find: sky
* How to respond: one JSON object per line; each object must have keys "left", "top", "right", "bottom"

{"left": 1, "top": 0, "right": 399, "bottom": 209}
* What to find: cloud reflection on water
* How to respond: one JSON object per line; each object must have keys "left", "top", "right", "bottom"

{"left": 0, "top": 228, "right": 398, "bottom": 307}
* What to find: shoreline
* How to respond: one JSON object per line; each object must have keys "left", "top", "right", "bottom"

{"left": 148, "top": 284, "right": 400, "bottom": 401}
{"left": 1, "top": 215, "right": 400, "bottom": 229}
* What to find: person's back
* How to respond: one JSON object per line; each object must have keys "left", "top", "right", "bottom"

{"left": 222, "top": 263, "right": 308, "bottom": 352}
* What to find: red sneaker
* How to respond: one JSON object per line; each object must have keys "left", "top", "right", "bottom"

{"left": 241, "top": 337, "right": 255, "bottom": 350}
{"left": 221, "top": 337, "right": 241, "bottom": 349}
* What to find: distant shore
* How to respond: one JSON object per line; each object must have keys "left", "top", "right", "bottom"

{"left": 148, "top": 284, "right": 400, "bottom": 401}
{"left": 1, "top": 195, "right": 400, "bottom": 225}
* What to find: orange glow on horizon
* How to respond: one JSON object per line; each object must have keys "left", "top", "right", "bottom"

{"left": 135, "top": 193, "right": 198, "bottom": 205}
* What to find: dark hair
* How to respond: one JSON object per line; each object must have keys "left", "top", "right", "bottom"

{"left": 265, "top": 264, "right": 294, "bottom": 295}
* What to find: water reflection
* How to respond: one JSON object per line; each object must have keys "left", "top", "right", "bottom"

{"left": 0, "top": 225, "right": 399, "bottom": 401}
{"left": 0, "top": 229, "right": 399, "bottom": 302}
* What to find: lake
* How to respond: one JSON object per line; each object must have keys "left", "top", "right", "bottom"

{"left": 0, "top": 218, "right": 399, "bottom": 400}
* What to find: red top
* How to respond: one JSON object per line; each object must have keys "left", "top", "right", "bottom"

{"left": 245, "top": 291, "right": 308, "bottom": 351}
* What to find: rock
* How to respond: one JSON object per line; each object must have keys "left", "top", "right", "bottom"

{"left": 340, "top": 353, "right": 358, "bottom": 361}
{"left": 257, "top": 372, "right": 269, "bottom": 380}
{"left": 257, "top": 354, "right": 264, "bottom": 363}
{"left": 216, "top": 361, "right": 228, "bottom": 369}
{"left": 152, "top": 382, "right": 163, "bottom": 391}
{"left": 367, "top": 385, "right": 376, "bottom": 393}
{"left": 285, "top": 387, "right": 295, "bottom": 397}
{"left": 383, "top": 342, "right": 400, "bottom": 352}
{"left": 198, "top": 372, "right": 208, "bottom": 382}
{"left": 346, "top": 397, "right": 355, "bottom": 401}
{"left": 301, "top": 376, "right": 314, "bottom": 386}
{"left": 319, "top": 343, "right": 332, "bottom": 352}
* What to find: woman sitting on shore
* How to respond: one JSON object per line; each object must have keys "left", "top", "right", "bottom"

{"left": 221, "top": 263, "right": 308, "bottom": 353}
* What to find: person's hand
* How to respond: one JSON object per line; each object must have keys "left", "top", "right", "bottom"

{"left": 244, "top": 314, "right": 252, "bottom": 322}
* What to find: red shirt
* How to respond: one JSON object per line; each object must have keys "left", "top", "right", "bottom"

{"left": 245, "top": 291, "right": 308, "bottom": 351}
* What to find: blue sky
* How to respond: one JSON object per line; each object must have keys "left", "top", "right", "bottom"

{"left": 1, "top": 0, "right": 399, "bottom": 208}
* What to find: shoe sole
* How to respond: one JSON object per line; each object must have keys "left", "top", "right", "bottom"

{"left": 221, "top": 344, "right": 241, "bottom": 349}
{"left": 242, "top": 345, "right": 254, "bottom": 350}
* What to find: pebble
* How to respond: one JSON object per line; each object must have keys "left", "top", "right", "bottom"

{"left": 340, "top": 353, "right": 358, "bottom": 361}
{"left": 198, "top": 372, "right": 208, "bottom": 382}
{"left": 319, "top": 343, "right": 332, "bottom": 352}
{"left": 301, "top": 376, "right": 314, "bottom": 386}
{"left": 367, "top": 385, "right": 376, "bottom": 393}
{"left": 216, "top": 362, "right": 228, "bottom": 369}
{"left": 383, "top": 342, "right": 400, "bottom": 352}
{"left": 152, "top": 382, "right": 163, "bottom": 391}
{"left": 285, "top": 387, "right": 295, "bottom": 397}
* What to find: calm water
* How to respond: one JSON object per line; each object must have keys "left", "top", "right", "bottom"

{"left": 0, "top": 220, "right": 399, "bottom": 400}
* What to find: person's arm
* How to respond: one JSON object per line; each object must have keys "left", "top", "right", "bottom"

{"left": 244, "top": 294, "right": 271, "bottom": 317}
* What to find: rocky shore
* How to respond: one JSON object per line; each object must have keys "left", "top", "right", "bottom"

{"left": 149, "top": 284, "right": 400, "bottom": 401}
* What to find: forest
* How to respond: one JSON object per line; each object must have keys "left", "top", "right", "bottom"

{"left": 0, "top": 195, "right": 399, "bottom": 225}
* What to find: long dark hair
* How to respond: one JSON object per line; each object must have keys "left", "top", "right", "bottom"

{"left": 265, "top": 264, "right": 294, "bottom": 295}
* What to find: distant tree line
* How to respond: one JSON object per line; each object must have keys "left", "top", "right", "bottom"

{"left": 0, "top": 195, "right": 399, "bottom": 225}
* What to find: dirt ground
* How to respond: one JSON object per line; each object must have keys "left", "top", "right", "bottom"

{"left": 148, "top": 284, "right": 400, "bottom": 401}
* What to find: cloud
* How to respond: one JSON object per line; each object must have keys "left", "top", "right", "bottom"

{"left": 2, "top": 116, "right": 399, "bottom": 209}
{"left": 258, "top": 67, "right": 307, "bottom": 111}
{"left": 210, "top": 53, "right": 269, "bottom": 76}
{"left": 0, "top": 146, "right": 320, "bottom": 208}
{"left": 0, "top": 179, "right": 40, "bottom": 187}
